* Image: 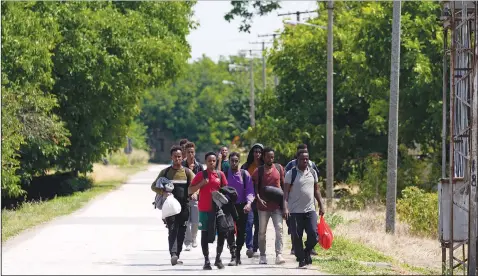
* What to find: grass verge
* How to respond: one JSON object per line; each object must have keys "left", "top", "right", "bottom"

{"left": 2, "top": 164, "right": 146, "bottom": 243}
{"left": 310, "top": 213, "right": 440, "bottom": 275}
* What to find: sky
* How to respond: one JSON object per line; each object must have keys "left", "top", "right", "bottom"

{"left": 186, "top": 1, "right": 318, "bottom": 62}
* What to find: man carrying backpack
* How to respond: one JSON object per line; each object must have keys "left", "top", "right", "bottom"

{"left": 252, "top": 147, "right": 286, "bottom": 265}
{"left": 224, "top": 152, "right": 254, "bottom": 266}
{"left": 182, "top": 142, "right": 204, "bottom": 251}
{"left": 284, "top": 144, "right": 320, "bottom": 256}
{"left": 189, "top": 152, "right": 228, "bottom": 270}
{"left": 283, "top": 149, "right": 325, "bottom": 268}
{"left": 151, "top": 145, "right": 195, "bottom": 266}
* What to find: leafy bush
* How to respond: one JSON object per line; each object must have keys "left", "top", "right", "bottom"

{"left": 397, "top": 186, "right": 438, "bottom": 237}
{"left": 108, "top": 148, "right": 149, "bottom": 166}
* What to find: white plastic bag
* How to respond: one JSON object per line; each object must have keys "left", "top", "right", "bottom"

{"left": 161, "top": 194, "right": 182, "bottom": 219}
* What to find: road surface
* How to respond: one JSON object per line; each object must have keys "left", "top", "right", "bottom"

{"left": 2, "top": 164, "right": 324, "bottom": 275}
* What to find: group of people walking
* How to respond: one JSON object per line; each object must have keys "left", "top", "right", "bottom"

{"left": 151, "top": 139, "right": 325, "bottom": 269}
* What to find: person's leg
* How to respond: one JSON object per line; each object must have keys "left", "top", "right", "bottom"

{"left": 176, "top": 218, "right": 187, "bottom": 258}
{"left": 271, "top": 209, "right": 285, "bottom": 264}
{"left": 258, "top": 210, "right": 270, "bottom": 264}
{"left": 253, "top": 204, "right": 259, "bottom": 253}
{"left": 234, "top": 203, "right": 248, "bottom": 265}
{"left": 245, "top": 208, "right": 254, "bottom": 257}
{"left": 304, "top": 211, "right": 319, "bottom": 264}
{"left": 167, "top": 215, "right": 181, "bottom": 265}
{"left": 215, "top": 232, "right": 226, "bottom": 269}
{"left": 199, "top": 212, "right": 212, "bottom": 270}
{"left": 290, "top": 214, "right": 305, "bottom": 262}
{"left": 201, "top": 230, "right": 212, "bottom": 270}
{"left": 184, "top": 221, "right": 192, "bottom": 248}
{"left": 190, "top": 199, "right": 199, "bottom": 247}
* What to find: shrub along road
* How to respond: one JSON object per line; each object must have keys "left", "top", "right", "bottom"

{"left": 1, "top": 164, "right": 325, "bottom": 275}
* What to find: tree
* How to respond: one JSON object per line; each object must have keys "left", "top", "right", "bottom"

{"left": 252, "top": 1, "right": 443, "bottom": 181}
{"left": 1, "top": 2, "right": 70, "bottom": 197}
{"left": 225, "top": 1, "right": 281, "bottom": 33}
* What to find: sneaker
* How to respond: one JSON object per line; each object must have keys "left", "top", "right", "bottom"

{"left": 185, "top": 244, "right": 192, "bottom": 251}
{"left": 290, "top": 249, "right": 295, "bottom": 255}
{"left": 203, "top": 260, "right": 212, "bottom": 270}
{"left": 236, "top": 254, "right": 242, "bottom": 265}
{"left": 192, "top": 240, "right": 198, "bottom": 248}
{"left": 298, "top": 260, "right": 307, "bottom": 269}
{"left": 171, "top": 254, "right": 179, "bottom": 266}
{"left": 259, "top": 255, "right": 267, "bottom": 264}
{"left": 275, "top": 254, "right": 285, "bottom": 265}
{"left": 253, "top": 251, "right": 259, "bottom": 258}
{"left": 246, "top": 249, "right": 254, "bottom": 258}
{"left": 310, "top": 248, "right": 318, "bottom": 256}
{"left": 305, "top": 250, "right": 312, "bottom": 265}
{"left": 177, "top": 260, "right": 183, "bottom": 265}
{"left": 228, "top": 257, "right": 237, "bottom": 266}
{"left": 215, "top": 258, "right": 225, "bottom": 269}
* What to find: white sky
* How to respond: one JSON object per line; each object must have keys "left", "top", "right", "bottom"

{"left": 187, "top": 1, "right": 318, "bottom": 62}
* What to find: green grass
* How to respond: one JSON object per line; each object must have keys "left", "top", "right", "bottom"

{"left": 311, "top": 213, "right": 440, "bottom": 275}
{"left": 2, "top": 165, "right": 146, "bottom": 243}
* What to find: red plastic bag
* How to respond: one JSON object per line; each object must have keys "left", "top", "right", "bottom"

{"left": 317, "top": 215, "right": 333, "bottom": 250}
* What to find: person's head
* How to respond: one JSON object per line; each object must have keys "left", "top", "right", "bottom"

{"left": 170, "top": 145, "right": 183, "bottom": 166}
{"left": 296, "top": 149, "right": 309, "bottom": 170}
{"left": 204, "top": 152, "right": 217, "bottom": 171}
{"left": 296, "top": 143, "right": 308, "bottom": 158}
{"left": 184, "top": 142, "right": 196, "bottom": 161}
{"left": 263, "top": 147, "right": 275, "bottom": 166}
{"left": 229, "top": 152, "right": 240, "bottom": 170}
{"left": 253, "top": 146, "right": 263, "bottom": 163}
{"left": 219, "top": 146, "right": 228, "bottom": 159}
{"left": 179, "top": 138, "right": 189, "bottom": 158}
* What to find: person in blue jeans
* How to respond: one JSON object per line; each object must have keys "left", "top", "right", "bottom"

{"left": 242, "top": 143, "right": 264, "bottom": 258}
{"left": 283, "top": 149, "right": 325, "bottom": 268}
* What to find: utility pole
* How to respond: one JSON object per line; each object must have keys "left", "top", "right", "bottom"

{"left": 278, "top": 10, "right": 317, "bottom": 22}
{"left": 385, "top": 0, "right": 402, "bottom": 234}
{"left": 250, "top": 41, "right": 272, "bottom": 93}
{"left": 259, "top": 33, "right": 281, "bottom": 88}
{"left": 326, "top": 1, "right": 334, "bottom": 207}
{"left": 249, "top": 51, "right": 255, "bottom": 127}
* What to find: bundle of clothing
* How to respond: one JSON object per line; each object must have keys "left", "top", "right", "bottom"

{"left": 207, "top": 186, "right": 239, "bottom": 243}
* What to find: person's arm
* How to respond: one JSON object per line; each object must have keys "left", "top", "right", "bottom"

{"left": 220, "top": 171, "right": 228, "bottom": 187}
{"left": 189, "top": 172, "right": 207, "bottom": 195}
{"left": 253, "top": 169, "right": 267, "bottom": 208}
{"left": 245, "top": 171, "right": 255, "bottom": 204}
{"left": 151, "top": 170, "right": 166, "bottom": 194}
{"left": 283, "top": 171, "right": 292, "bottom": 219}
{"left": 314, "top": 181, "right": 325, "bottom": 216}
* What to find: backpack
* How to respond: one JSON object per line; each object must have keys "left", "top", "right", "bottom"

{"left": 290, "top": 166, "right": 318, "bottom": 186}
{"left": 224, "top": 169, "right": 247, "bottom": 200}
{"left": 258, "top": 163, "right": 284, "bottom": 192}
{"left": 153, "top": 166, "right": 192, "bottom": 209}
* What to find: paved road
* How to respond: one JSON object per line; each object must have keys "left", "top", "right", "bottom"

{"left": 2, "top": 165, "right": 324, "bottom": 275}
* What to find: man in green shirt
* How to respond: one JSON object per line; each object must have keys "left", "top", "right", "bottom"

{"left": 151, "top": 145, "right": 195, "bottom": 266}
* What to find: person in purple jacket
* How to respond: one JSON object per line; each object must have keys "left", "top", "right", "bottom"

{"left": 224, "top": 152, "right": 255, "bottom": 266}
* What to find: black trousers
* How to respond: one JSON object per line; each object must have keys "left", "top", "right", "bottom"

{"left": 227, "top": 203, "right": 248, "bottom": 254}
{"left": 201, "top": 230, "right": 226, "bottom": 259}
{"left": 289, "top": 212, "right": 318, "bottom": 262}
{"left": 165, "top": 213, "right": 187, "bottom": 257}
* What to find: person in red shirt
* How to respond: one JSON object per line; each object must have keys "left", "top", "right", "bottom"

{"left": 189, "top": 152, "right": 228, "bottom": 270}
{"left": 252, "top": 147, "right": 286, "bottom": 265}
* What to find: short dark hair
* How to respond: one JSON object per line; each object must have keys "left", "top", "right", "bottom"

{"left": 184, "top": 142, "right": 196, "bottom": 149}
{"left": 205, "top": 151, "right": 217, "bottom": 161}
{"left": 170, "top": 145, "right": 183, "bottom": 156}
{"left": 229, "top": 152, "right": 240, "bottom": 160}
{"left": 297, "top": 149, "right": 309, "bottom": 158}
{"left": 179, "top": 139, "right": 189, "bottom": 146}
{"left": 263, "top": 147, "right": 274, "bottom": 155}
{"left": 297, "top": 144, "right": 308, "bottom": 150}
